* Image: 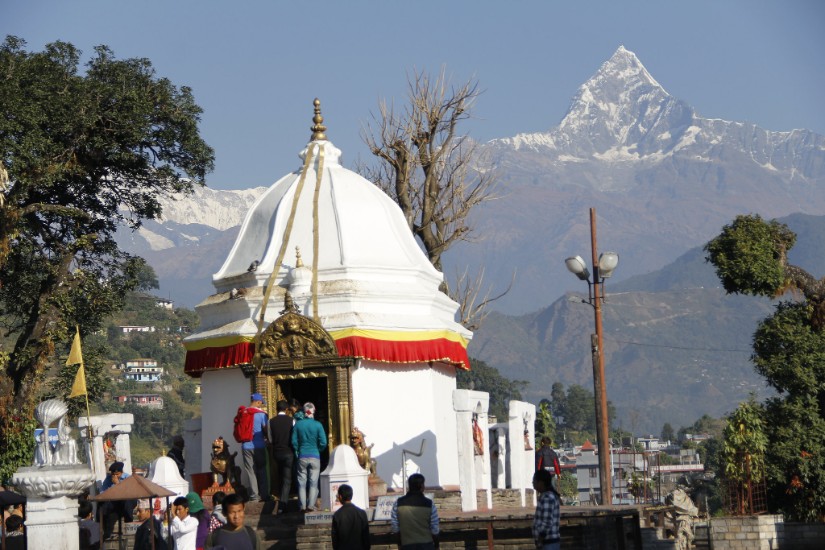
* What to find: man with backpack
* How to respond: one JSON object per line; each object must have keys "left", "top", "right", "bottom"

{"left": 235, "top": 393, "right": 270, "bottom": 502}
{"left": 536, "top": 437, "right": 561, "bottom": 491}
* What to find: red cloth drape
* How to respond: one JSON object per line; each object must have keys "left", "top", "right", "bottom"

{"left": 184, "top": 336, "right": 468, "bottom": 376}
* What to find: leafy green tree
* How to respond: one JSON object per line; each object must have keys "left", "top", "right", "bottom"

{"left": 705, "top": 214, "right": 797, "bottom": 298}
{"left": 561, "top": 384, "right": 617, "bottom": 432}
{"left": 558, "top": 471, "right": 578, "bottom": 503}
{"left": 721, "top": 398, "right": 769, "bottom": 514}
{"left": 550, "top": 382, "right": 566, "bottom": 419}
{"left": 563, "top": 384, "right": 593, "bottom": 431}
{"left": 457, "top": 358, "right": 525, "bottom": 420}
{"left": 661, "top": 422, "right": 675, "bottom": 442}
{"left": 135, "top": 263, "right": 160, "bottom": 293}
{"left": 706, "top": 214, "right": 825, "bottom": 521}
{"left": 0, "top": 37, "right": 213, "bottom": 478}
{"left": 535, "top": 400, "right": 557, "bottom": 444}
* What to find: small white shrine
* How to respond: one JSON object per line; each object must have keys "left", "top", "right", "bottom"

{"left": 184, "top": 100, "right": 473, "bottom": 491}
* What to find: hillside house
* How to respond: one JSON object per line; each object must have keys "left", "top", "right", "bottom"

{"left": 156, "top": 298, "right": 174, "bottom": 310}
{"left": 120, "top": 325, "right": 156, "bottom": 333}
{"left": 116, "top": 394, "right": 164, "bottom": 409}
{"left": 123, "top": 359, "right": 163, "bottom": 382}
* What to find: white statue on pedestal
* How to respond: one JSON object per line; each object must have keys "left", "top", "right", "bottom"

{"left": 54, "top": 416, "right": 80, "bottom": 465}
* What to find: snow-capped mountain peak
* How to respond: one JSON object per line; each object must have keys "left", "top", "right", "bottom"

{"left": 487, "top": 46, "right": 694, "bottom": 158}
{"left": 557, "top": 46, "right": 690, "bottom": 149}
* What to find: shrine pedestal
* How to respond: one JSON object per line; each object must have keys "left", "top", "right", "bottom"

{"left": 368, "top": 475, "right": 387, "bottom": 499}
{"left": 320, "top": 445, "right": 370, "bottom": 512}
{"left": 10, "top": 465, "right": 96, "bottom": 550}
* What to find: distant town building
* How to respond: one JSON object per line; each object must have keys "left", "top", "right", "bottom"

{"left": 576, "top": 440, "right": 600, "bottom": 504}
{"left": 683, "top": 433, "right": 712, "bottom": 443}
{"left": 120, "top": 325, "right": 156, "bottom": 333}
{"left": 116, "top": 394, "right": 164, "bottom": 409}
{"left": 636, "top": 435, "right": 663, "bottom": 451}
{"left": 155, "top": 298, "right": 174, "bottom": 310}
{"left": 123, "top": 359, "right": 163, "bottom": 382}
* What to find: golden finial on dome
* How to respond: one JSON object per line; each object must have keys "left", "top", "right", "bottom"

{"left": 310, "top": 98, "right": 327, "bottom": 141}
{"left": 295, "top": 246, "right": 304, "bottom": 268}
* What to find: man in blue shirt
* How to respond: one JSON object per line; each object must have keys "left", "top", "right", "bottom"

{"left": 291, "top": 402, "right": 327, "bottom": 512}
{"left": 100, "top": 462, "right": 135, "bottom": 540}
{"left": 242, "top": 393, "right": 270, "bottom": 502}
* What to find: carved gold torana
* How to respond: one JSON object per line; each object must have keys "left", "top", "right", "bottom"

{"left": 258, "top": 293, "right": 337, "bottom": 362}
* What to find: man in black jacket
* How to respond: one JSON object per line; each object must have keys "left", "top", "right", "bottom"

{"left": 269, "top": 400, "right": 294, "bottom": 514}
{"left": 331, "top": 484, "right": 370, "bottom": 549}
{"left": 133, "top": 499, "right": 167, "bottom": 550}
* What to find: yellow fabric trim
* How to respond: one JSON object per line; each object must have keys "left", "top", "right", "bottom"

{"left": 183, "top": 335, "right": 255, "bottom": 351}
{"left": 328, "top": 328, "right": 469, "bottom": 347}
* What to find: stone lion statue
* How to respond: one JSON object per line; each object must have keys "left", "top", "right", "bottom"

{"left": 349, "top": 427, "right": 376, "bottom": 476}
{"left": 210, "top": 436, "right": 237, "bottom": 487}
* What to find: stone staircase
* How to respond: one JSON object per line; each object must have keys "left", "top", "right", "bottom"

{"left": 244, "top": 500, "right": 299, "bottom": 549}
{"left": 640, "top": 526, "right": 677, "bottom": 549}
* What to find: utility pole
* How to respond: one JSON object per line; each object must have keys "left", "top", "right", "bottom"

{"left": 565, "top": 207, "right": 616, "bottom": 505}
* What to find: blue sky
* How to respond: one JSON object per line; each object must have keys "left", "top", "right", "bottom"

{"left": 4, "top": 0, "right": 824, "bottom": 190}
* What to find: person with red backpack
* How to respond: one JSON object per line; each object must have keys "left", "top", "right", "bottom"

{"left": 536, "top": 437, "right": 561, "bottom": 492}
{"left": 234, "top": 393, "right": 270, "bottom": 502}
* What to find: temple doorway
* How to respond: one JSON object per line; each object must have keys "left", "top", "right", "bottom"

{"left": 274, "top": 376, "right": 330, "bottom": 439}
{"left": 267, "top": 373, "right": 334, "bottom": 500}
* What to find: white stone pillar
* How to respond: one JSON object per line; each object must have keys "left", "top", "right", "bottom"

{"left": 114, "top": 430, "right": 133, "bottom": 474}
{"left": 491, "top": 425, "right": 507, "bottom": 489}
{"left": 508, "top": 400, "right": 536, "bottom": 507}
{"left": 453, "top": 390, "right": 492, "bottom": 512}
{"left": 87, "top": 434, "right": 106, "bottom": 482}
{"left": 79, "top": 413, "right": 135, "bottom": 482}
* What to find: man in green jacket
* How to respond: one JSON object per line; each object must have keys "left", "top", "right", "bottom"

{"left": 391, "top": 473, "right": 440, "bottom": 549}
{"left": 291, "top": 402, "right": 328, "bottom": 512}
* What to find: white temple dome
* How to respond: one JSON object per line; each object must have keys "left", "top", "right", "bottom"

{"left": 185, "top": 100, "right": 471, "bottom": 372}
{"left": 212, "top": 138, "right": 442, "bottom": 290}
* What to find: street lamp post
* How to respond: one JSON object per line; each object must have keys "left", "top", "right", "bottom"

{"left": 565, "top": 207, "right": 618, "bottom": 506}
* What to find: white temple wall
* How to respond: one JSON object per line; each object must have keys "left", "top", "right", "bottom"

{"left": 351, "top": 360, "right": 459, "bottom": 490}
{"left": 198, "top": 368, "right": 253, "bottom": 474}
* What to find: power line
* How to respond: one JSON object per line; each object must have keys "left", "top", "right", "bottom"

{"left": 604, "top": 335, "right": 751, "bottom": 353}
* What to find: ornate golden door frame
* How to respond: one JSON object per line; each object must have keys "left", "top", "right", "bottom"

{"left": 240, "top": 294, "right": 355, "bottom": 448}
{"left": 242, "top": 357, "right": 355, "bottom": 448}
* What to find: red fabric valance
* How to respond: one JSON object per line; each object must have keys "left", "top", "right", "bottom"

{"left": 184, "top": 336, "right": 468, "bottom": 376}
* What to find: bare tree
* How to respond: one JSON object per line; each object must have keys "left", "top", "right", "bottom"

{"left": 359, "top": 68, "right": 505, "bottom": 327}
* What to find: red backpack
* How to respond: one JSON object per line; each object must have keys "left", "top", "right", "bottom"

{"left": 233, "top": 406, "right": 255, "bottom": 443}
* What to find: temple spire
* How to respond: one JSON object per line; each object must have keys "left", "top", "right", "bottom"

{"left": 310, "top": 98, "right": 327, "bottom": 141}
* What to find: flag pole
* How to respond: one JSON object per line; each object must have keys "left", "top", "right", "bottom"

{"left": 68, "top": 326, "right": 96, "bottom": 475}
